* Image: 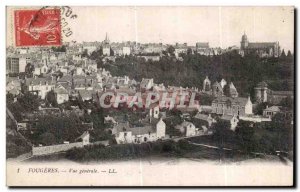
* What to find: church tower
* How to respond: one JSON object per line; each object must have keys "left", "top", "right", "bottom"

{"left": 103, "top": 32, "right": 111, "bottom": 56}
{"left": 240, "top": 32, "right": 249, "bottom": 50}
{"left": 103, "top": 32, "right": 110, "bottom": 45}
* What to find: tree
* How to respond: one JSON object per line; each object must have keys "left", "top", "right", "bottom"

{"left": 281, "top": 49, "right": 286, "bottom": 59}
{"left": 110, "top": 48, "right": 114, "bottom": 56}
{"left": 7, "top": 102, "right": 24, "bottom": 121}
{"left": 287, "top": 50, "right": 292, "bottom": 58}
{"left": 33, "top": 114, "right": 85, "bottom": 145}
{"left": 199, "top": 94, "right": 214, "bottom": 105}
{"left": 18, "top": 92, "right": 39, "bottom": 112}
{"left": 211, "top": 119, "right": 233, "bottom": 147}
{"left": 279, "top": 96, "right": 293, "bottom": 110}
{"left": 45, "top": 90, "right": 58, "bottom": 107}
{"left": 286, "top": 50, "right": 293, "bottom": 62}
{"left": 25, "top": 63, "right": 34, "bottom": 75}
{"left": 57, "top": 71, "right": 63, "bottom": 78}
{"left": 187, "top": 48, "right": 193, "bottom": 55}
{"left": 103, "top": 50, "right": 294, "bottom": 98}
{"left": 6, "top": 93, "right": 14, "bottom": 105}
{"left": 89, "top": 108, "right": 104, "bottom": 130}
{"left": 38, "top": 132, "right": 57, "bottom": 146}
{"left": 235, "top": 120, "right": 256, "bottom": 152}
{"left": 96, "top": 59, "right": 104, "bottom": 69}
{"left": 253, "top": 102, "right": 270, "bottom": 115}
{"left": 51, "top": 45, "right": 66, "bottom": 52}
{"left": 167, "top": 46, "right": 175, "bottom": 56}
{"left": 81, "top": 49, "right": 88, "bottom": 58}
{"left": 90, "top": 48, "right": 103, "bottom": 60}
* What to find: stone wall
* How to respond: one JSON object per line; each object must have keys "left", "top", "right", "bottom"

{"left": 239, "top": 116, "right": 271, "bottom": 123}
{"left": 32, "top": 142, "right": 83, "bottom": 156}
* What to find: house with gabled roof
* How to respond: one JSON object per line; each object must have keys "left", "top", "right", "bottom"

{"left": 25, "top": 76, "right": 56, "bottom": 99}
{"left": 6, "top": 77, "right": 22, "bottom": 96}
{"left": 175, "top": 121, "right": 196, "bottom": 137}
{"left": 140, "top": 78, "right": 154, "bottom": 91}
{"left": 114, "top": 118, "right": 166, "bottom": 144}
{"left": 212, "top": 96, "right": 253, "bottom": 117}
{"left": 263, "top": 105, "right": 281, "bottom": 118}
{"left": 54, "top": 85, "right": 69, "bottom": 104}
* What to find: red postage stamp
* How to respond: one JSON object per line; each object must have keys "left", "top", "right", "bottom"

{"left": 14, "top": 8, "right": 62, "bottom": 47}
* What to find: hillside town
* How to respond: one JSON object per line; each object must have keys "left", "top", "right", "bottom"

{"left": 6, "top": 33, "right": 294, "bottom": 161}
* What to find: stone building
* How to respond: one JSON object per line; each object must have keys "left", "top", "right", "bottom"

{"left": 254, "top": 81, "right": 293, "bottom": 104}
{"left": 196, "top": 42, "right": 209, "bottom": 49}
{"left": 254, "top": 81, "right": 269, "bottom": 102}
{"left": 140, "top": 78, "right": 154, "bottom": 91}
{"left": 6, "top": 54, "right": 28, "bottom": 74}
{"left": 114, "top": 118, "right": 166, "bottom": 144}
{"left": 175, "top": 121, "right": 196, "bottom": 137}
{"left": 240, "top": 33, "right": 280, "bottom": 58}
{"left": 25, "top": 76, "right": 56, "bottom": 100}
{"left": 212, "top": 82, "right": 223, "bottom": 97}
{"left": 263, "top": 106, "right": 281, "bottom": 118}
{"left": 203, "top": 76, "right": 211, "bottom": 92}
{"left": 122, "top": 46, "right": 131, "bottom": 56}
{"left": 212, "top": 96, "right": 253, "bottom": 116}
{"left": 54, "top": 85, "right": 69, "bottom": 104}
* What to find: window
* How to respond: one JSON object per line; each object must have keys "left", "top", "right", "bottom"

{"left": 144, "top": 137, "right": 147, "bottom": 142}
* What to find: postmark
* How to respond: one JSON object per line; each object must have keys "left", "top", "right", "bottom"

{"left": 14, "top": 8, "right": 62, "bottom": 47}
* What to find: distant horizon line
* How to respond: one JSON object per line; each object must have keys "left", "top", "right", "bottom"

{"left": 60, "top": 40, "right": 293, "bottom": 52}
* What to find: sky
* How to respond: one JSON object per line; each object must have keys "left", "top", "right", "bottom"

{"left": 7, "top": 6, "right": 295, "bottom": 52}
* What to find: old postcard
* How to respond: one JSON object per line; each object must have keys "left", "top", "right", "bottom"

{"left": 6, "top": 6, "right": 294, "bottom": 186}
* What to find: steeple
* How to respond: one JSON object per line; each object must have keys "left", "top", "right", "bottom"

{"left": 105, "top": 32, "right": 109, "bottom": 41}
{"left": 104, "top": 32, "right": 110, "bottom": 44}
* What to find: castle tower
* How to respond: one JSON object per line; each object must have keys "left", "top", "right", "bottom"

{"left": 254, "top": 81, "right": 268, "bottom": 103}
{"left": 240, "top": 32, "right": 249, "bottom": 50}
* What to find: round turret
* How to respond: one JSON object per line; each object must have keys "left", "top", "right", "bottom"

{"left": 241, "top": 32, "right": 249, "bottom": 49}
{"left": 241, "top": 33, "right": 248, "bottom": 42}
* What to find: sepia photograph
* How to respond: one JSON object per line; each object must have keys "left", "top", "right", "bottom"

{"left": 5, "top": 5, "right": 295, "bottom": 187}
